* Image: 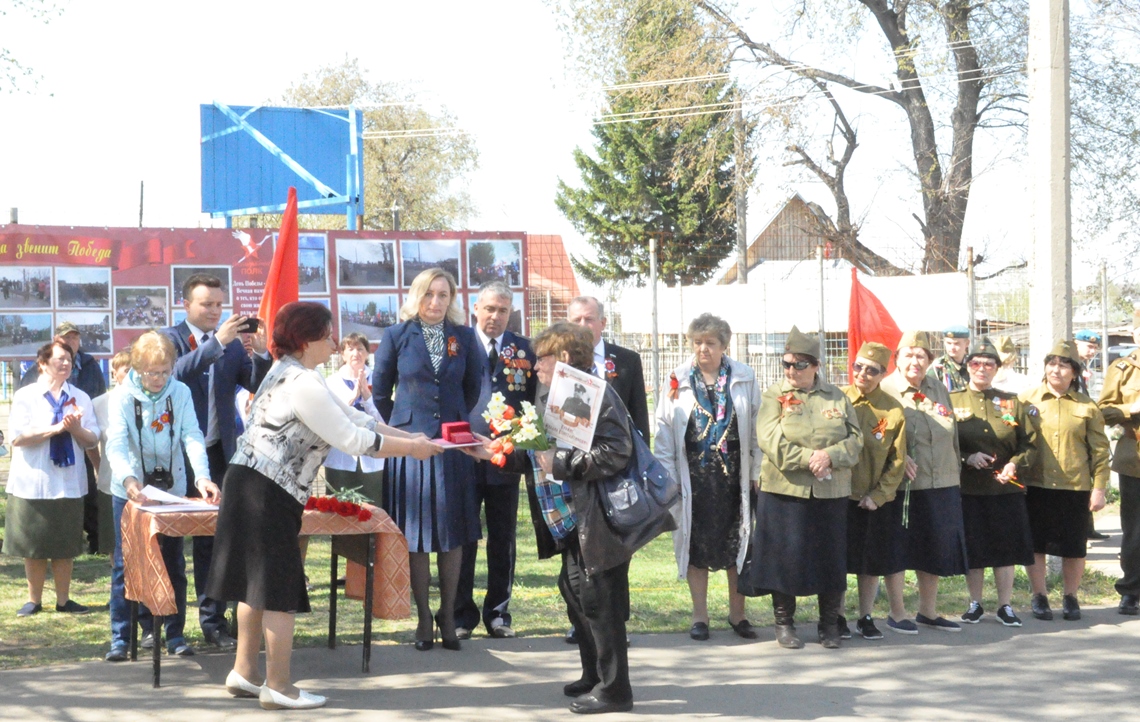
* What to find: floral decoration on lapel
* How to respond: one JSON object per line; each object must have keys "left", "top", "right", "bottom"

{"left": 447, "top": 336, "right": 459, "bottom": 357}
{"left": 604, "top": 355, "right": 618, "bottom": 380}
{"left": 188, "top": 333, "right": 198, "bottom": 351}
{"left": 668, "top": 372, "right": 679, "bottom": 400}
{"left": 151, "top": 409, "right": 173, "bottom": 432}
{"left": 776, "top": 392, "right": 803, "bottom": 415}
{"left": 871, "top": 416, "right": 888, "bottom": 440}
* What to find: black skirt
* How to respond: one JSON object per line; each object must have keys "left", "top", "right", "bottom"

{"left": 205, "top": 465, "right": 310, "bottom": 614}
{"left": 960, "top": 492, "right": 1034, "bottom": 569}
{"left": 904, "top": 486, "right": 969, "bottom": 577}
{"left": 846, "top": 496, "right": 907, "bottom": 576}
{"left": 748, "top": 491, "right": 847, "bottom": 597}
{"left": 1026, "top": 486, "right": 1091, "bottom": 559}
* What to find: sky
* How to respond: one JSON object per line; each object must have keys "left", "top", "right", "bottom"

{"left": 0, "top": 0, "right": 1111, "bottom": 296}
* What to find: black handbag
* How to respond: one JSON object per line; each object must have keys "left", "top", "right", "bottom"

{"left": 599, "top": 416, "right": 680, "bottom": 552}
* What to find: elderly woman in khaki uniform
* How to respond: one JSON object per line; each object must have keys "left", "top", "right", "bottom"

{"left": 750, "top": 327, "right": 863, "bottom": 649}
{"left": 880, "top": 331, "right": 968, "bottom": 632}
{"left": 1019, "top": 340, "right": 1109, "bottom": 621}
{"left": 841, "top": 342, "right": 907, "bottom": 640}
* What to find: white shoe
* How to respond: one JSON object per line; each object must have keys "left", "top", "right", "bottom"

{"left": 259, "top": 685, "right": 327, "bottom": 710}
{"left": 225, "top": 670, "right": 261, "bottom": 698}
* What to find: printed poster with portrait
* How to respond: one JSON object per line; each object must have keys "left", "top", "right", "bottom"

{"left": 544, "top": 361, "right": 607, "bottom": 452}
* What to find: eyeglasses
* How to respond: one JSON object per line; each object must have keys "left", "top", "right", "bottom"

{"left": 782, "top": 360, "right": 814, "bottom": 371}
{"left": 139, "top": 370, "right": 172, "bottom": 380}
{"left": 852, "top": 362, "right": 883, "bottom": 377}
{"left": 967, "top": 359, "right": 997, "bottom": 370}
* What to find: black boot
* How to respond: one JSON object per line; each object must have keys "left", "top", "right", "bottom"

{"left": 817, "top": 592, "right": 843, "bottom": 649}
{"left": 772, "top": 592, "right": 803, "bottom": 649}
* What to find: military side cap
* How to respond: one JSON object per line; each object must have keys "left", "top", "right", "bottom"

{"left": 896, "top": 330, "right": 932, "bottom": 353}
{"left": 785, "top": 325, "right": 821, "bottom": 359}
{"left": 994, "top": 335, "right": 1017, "bottom": 365}
{"left": 942, "top": 325, "right": 970, "bottom": 339}
{"left": 966, "top": 336, "right": 1000, "bottom": 361}
{"left": 856, "top": 341, "right": 891, "bottom": 370}
{"left": 1046, "top": 339, "right": 1083, "bottom": 367}
{"left": 56, "top": 321, "right": 80, "bottom": 336}
{"left": 1074, "top": 329, "right": 1102, "bottom": 345}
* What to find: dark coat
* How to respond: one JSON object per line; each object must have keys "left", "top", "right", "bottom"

{"left": 372, "top": 319, "right": 482, "bottom": 438}
{"left": 603, "top": 341, "right": 650, "bottom": 442}
{"left": 19, "top": 349, "right": 107, "bottom": 399}
{"left": 470, "top": 329, "right": 537, "bottom": 486}
{"left": 161, "top": 322, "right": 271, "bottom": 459}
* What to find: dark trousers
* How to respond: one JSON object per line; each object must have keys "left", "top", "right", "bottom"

{"left": 186, "top": 443, "right": 230, "bottom": 636}
{"left": 558, "top": 536, "right": 632, "bottom": 705}
{"left": 455, "top": 473, "right": 520, "bottom": 632}
{"left": 1117, "top": 475, "right": 1140, "bottom": 596}
{"left": 82, "top": 456, "right": 99, "bottom": 553}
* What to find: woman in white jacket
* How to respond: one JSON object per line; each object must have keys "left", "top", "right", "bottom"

{"left": 654, "top": 314, "right": 762, "bottom": 641}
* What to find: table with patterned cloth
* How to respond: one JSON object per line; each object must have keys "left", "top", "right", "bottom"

{"left": 121, "top": 501, "right": 410, "bottom": 686}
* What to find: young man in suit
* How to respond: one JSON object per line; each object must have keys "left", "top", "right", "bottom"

{"left": 162, "top": 274, "right": 272, "bottom": 649}
{"left": 454, "top": 282, "right": 537, "bottom": 639}
{"left": 565, "top": 295, "right": 648, "bottom": 645}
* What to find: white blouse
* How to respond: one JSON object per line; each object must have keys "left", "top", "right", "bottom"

{"left": 7, "top": 380, "right": 99, "bottom": 500}
{"left": 323, "top": 364, "right": 385, "bottom": 473}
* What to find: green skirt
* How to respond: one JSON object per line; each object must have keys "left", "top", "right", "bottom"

{"left": 2, "top": 496, "right": 85, "bottom": 559}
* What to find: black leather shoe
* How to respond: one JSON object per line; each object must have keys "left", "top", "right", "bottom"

{"left": 563, "top": 678, "right": 599, "bottom": 698}
{"left": 565, "top": 626, "right": 579, "bottom": 645}
{"left": 1088, "top": 529, "right": 1110, "bottom": 540}
{"left": 569, "top": 694, "right": 633, "bottom": 715}
{"left": 689, "top": 622, "right": 709, "bottom": 641}
{"left": 441, "top": 637, "right": 461, "bottom": 651}
{"left": 817, "top": 625, "right": 841, "bottom": 649}
{"left": 208, "top": 630, "right": 237, "bottom": 650}
{"left": 1062, "top": 594, "right": 1081, "bottom": 621}
{"left": 1119, "top": 594, "right": 1139, "bottom": 615}
{"left": 728, "top": 618, "right": 758, "bottom": 640}
{"left": 774, "top": 623, "right": 803, "bottom": 649}
{"left": 414, "top": 639, "right": 434, "bottom": 651}
{"left": 1031, "top": 593, "right": 1053, "bottom": 621}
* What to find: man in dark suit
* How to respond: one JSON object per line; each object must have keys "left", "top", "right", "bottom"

{"left": 19, "top": 321, "right": 108, "bottom": 554}
{"left": 454, "top": 282, "right": 538, "bottom": 639}
{"left": 162, "top": 274, "right": 271, "bottom": 649}
{"left": 566, "top": 295, "right": 648, "bottom": 645}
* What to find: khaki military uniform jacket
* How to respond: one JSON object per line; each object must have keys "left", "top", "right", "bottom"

{"left": 1098, "top": 350, "right": 1140, "bottom": 478}
{"left": 842, "top": 385, "right": 907, "bottom": 506}
{"left": 756, "top": 377, "right": 863, "bottom": 499}
{"left": 1019, "top": 383, "right": 1109, "bottom": 491}
{"left": 881, "top": 371, "right": 961, "bottom": 491}
{"left": 950, "top": 387, "right": 1038, "bottom": 496}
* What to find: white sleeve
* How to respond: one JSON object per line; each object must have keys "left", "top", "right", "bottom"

{"left": 293, "top": 373, "right": 378, "bottom": 456}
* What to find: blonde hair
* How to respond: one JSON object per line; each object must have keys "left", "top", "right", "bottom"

{"left": 130, "top": 331, "right": 176, "bottom": 370}
{"left": 111, "top": 349, "right": 132, "bottom": 373}
{"left": 400, "top": 267, "right": 465, "bottom": 324}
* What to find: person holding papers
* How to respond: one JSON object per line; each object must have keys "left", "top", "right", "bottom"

{"left": 104, "top": 331, "right": 217, "bottom": 662}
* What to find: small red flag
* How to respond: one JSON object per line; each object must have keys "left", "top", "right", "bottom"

{"left": 848, "top": 268, "right": 902, "bottom": 383}
{"left": 258, "top": 187, "right": 300, "bottom": 353}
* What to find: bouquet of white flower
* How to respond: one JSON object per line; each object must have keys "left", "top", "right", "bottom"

{"left": 482, "top": 392, "right": 551, "bottom": 466}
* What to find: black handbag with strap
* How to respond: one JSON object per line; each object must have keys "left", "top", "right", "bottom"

{"left": 598, "top": 415, "right": 680, "bottom": 553}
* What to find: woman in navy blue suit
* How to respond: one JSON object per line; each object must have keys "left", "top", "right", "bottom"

{"left": 373, "top": 268, "right": 482, "bottom": 650}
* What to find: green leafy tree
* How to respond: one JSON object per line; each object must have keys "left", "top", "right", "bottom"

{"left": 2, "top": 1, "right": 61, "bottom": 92}
{"left": 271, "top": 57, "right": 479, "bottom": 231}
{"left": 555, "top": 0, "right": 747, "bottom": 287}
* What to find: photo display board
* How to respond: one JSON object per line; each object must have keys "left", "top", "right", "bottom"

{"left": 0, "top": 227, "right": 528, "bottom": 359}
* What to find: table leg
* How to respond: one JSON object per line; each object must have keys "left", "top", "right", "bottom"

{"left": 329, "top": 550, "right": 338, "bottom": 650}
{"left": 129, "top": 601, "right": 138, "bottom": 662}
{"left": 363, "top": 534, "right": 375, "bottom": 674}
{"left": 152, "top": 615, "right": 163, "bottom": 689}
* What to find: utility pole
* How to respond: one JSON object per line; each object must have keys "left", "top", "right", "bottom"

{"left": 138, "top": 181, "right": 144, "bottom": 229}
{"left": 649, "top": 235, "right": 661, "bottom": 405}
{"left": 1028, "top": 0, "right": 1073, "bottom": 375}
{"left": 734, "top": 95, "right": 748, "bottom": 285}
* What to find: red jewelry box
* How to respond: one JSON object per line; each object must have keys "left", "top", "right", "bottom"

{"left": 441, "top": 422, "right": 476, "bottom": 445}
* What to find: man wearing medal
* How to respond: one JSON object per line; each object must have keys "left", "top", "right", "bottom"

{"left": 454, "top": 281, "right": 537, "bottom": 639}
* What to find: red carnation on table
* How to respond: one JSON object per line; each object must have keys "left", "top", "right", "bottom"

{"left": 305, "top": 497, "right": 317, "bottom": 511}
{"left": 315, "top": 497, "right": 333, "bottom": 512}
{"left": 357, "top": 508, "right": 373, "bottom": 522}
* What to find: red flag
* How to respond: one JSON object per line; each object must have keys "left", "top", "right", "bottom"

{"left": 258, "top": 187, "right": 299, "bottom": 352}
{"left": 848, "top": 268, "right": 902, "bottom": 382}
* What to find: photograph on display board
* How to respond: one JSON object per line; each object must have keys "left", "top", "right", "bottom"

{"left": 0, "top": 313, "right": 54, "bottom": 356}
{"left": 171, "top": 266, "right": 232, "bottom": 305}
{"left": 336, "top": 238, "right": 396, "bottom": 288}
{"left": 468, "top": 240, "right": 522, "bottom": 287}
{"left": 56, "top": 267, "right": 111, "bottom": 309}
{"left": 468, "top": 292, "right": 525, "bottom": 334}
{"left": 114, "top": 287, "right": 168, "bottom": 329}
{"left": 0, "top": 266, "right": 52, "bottom": 310}
{"left": 299, "top": 233, "right": 328, "bottom": 294}
{"left": 339, "top": 293, "right": 400, "bottom": 343}
{"left": 58, "top": 311, "right": 112, "bottom": 354}
{"left": 401, "top": 240, "right": 460, "bottom": 287}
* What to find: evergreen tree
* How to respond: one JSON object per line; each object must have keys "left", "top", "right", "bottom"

{"left": 555, "top": 1, "right": 746, "bottom": 287}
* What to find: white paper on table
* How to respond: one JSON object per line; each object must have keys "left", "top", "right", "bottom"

{"left": 137, "top": 485, "right": 218, "bottom": 513}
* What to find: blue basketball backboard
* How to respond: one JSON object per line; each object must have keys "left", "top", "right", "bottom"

{"left": 201, "top": 103, "right": 364, "bottom": 227}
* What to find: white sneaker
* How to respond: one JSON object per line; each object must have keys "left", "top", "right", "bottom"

{"left": 259, "top": 685, "right": 327, "bottom": 710}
